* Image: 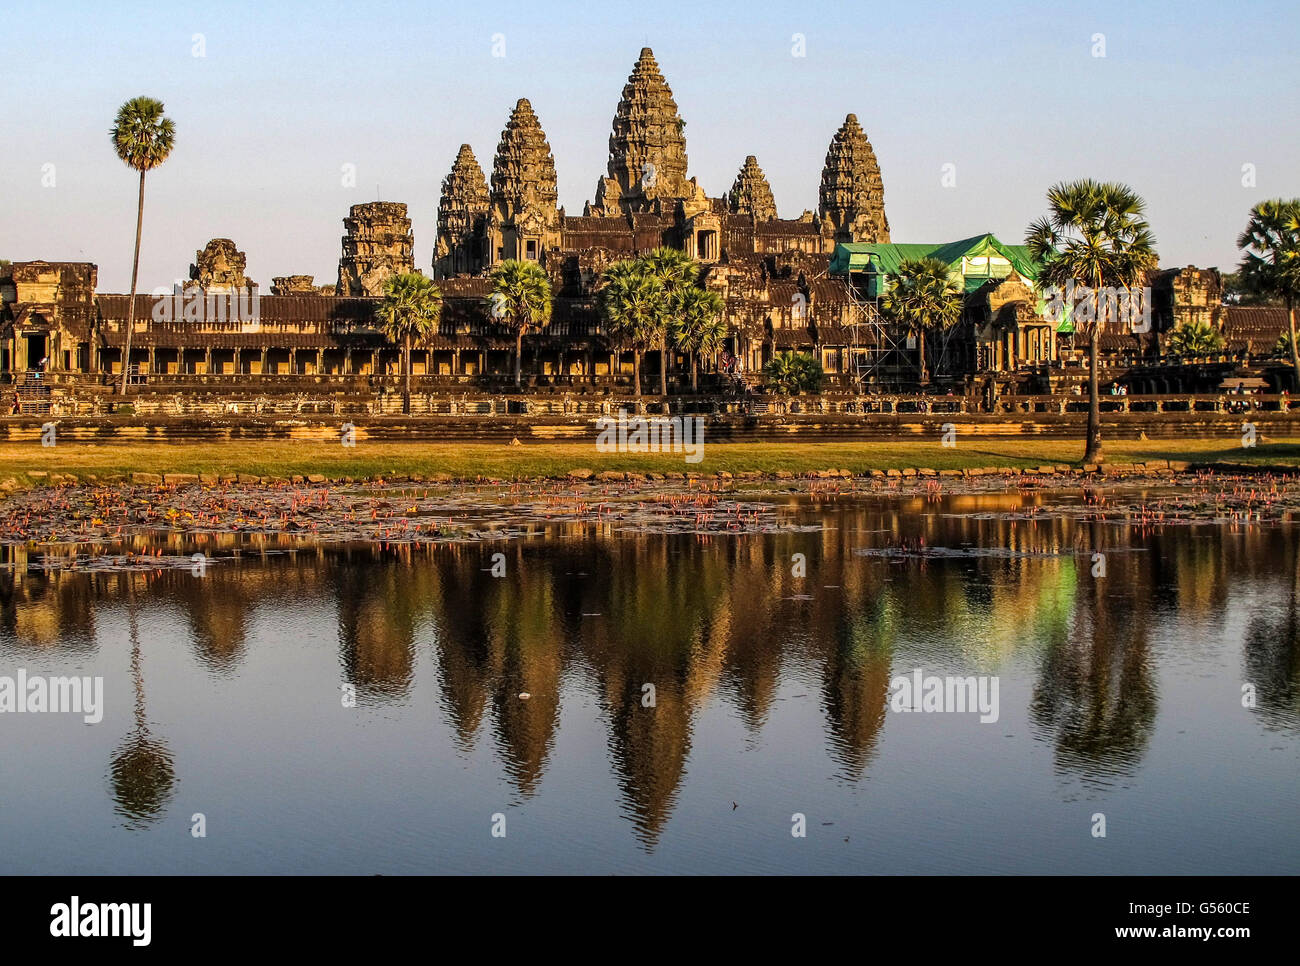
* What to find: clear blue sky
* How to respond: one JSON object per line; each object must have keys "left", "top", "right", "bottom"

{"left": 2, "top": 0, "right": 1297, "bottom": 291}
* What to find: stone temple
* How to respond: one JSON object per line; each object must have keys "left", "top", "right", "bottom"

{"left": 0, "top": 47, "right": 1289, "bottom": 402}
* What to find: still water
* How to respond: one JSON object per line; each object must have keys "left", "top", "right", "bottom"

{"left": 2, "top": 489, "right": 1297, "bottom": 874}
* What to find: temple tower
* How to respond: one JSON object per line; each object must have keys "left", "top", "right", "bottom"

{"left": 817, "top": 113, "right": 890, "bottom": 245}
{"left": 590, "top": 48, "right": 698, "bottom": 216}
{"left": 336, "top": 202, "right": 414, "bottom": 296}
{"left": 488, "top": 99, "right": 561, "bottom": 265}
{"left": 434, "top": 144, "right": 490, "bottom": 279}
{"left": 728, "top": 156, "right": 778, "bottom": 222}
{"left": 190, "top": 239, "right": 253, "bottom": 292}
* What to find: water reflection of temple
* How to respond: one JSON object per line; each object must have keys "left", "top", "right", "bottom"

{"left": 2, "top": 499, "right": 1297, "bottom": 844}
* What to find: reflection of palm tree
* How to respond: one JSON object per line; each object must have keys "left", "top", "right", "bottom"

{"left": 109, "top": 579, "right": 176, "bottom": 827}
{"left": 1030, "top": 572, "right": 1157, "bottom": 779}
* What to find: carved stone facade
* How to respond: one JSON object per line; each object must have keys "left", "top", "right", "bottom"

{"left": 728, "top": 156, "right": 778, "bottom": 222}
{"left": 1151, "top": 266, "right": 1224, "bottom": 334}
{"left": 487, "top": 99, "right": 562, "bottom": 265}
{"left": 0, "top": 260, "right": 98, "bottom": 373}
{"left": 271, "top": 275, "right": 317, "bottom": 295}
{"left": 190, "top": 238, "right": 253, "bottom": 292}
{"left": 818, "top": 114, "right": 890, "bottom": 245}
{"left": 589, "top": 47, "right": 698, "bottom": 217}
{"left": 433, "top": 144, "right": 490, "bottom": 279}
{"left": 336, "top": 202, "right": 415, "bottom": 296}
{"left": 17, "top": 50, "right": 1160, "bottom": 395}
{"left": 435, "top": 48, "right": 890, "bottom": 280}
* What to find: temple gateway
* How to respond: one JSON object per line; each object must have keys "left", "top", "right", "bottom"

{"left": 1, "top": 49, "right": 1289, "bottom": 407}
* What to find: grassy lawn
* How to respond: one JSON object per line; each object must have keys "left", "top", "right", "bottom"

{"left": 2, "top": 437, "right": 1298, "bottom": 484}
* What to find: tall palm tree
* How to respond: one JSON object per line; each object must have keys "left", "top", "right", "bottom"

{"left": 489, "top": 260, "right": 553, "bottom": 389}
{"left": 597, "top": 261, "right": 662, "bottom": 398}
{"left": 1026, "top": 180, "right": 1157, "bottom": 463}
{"left": 111, "top": 97, "right": 175, "bottom": 396}
{"left": 669, "top": 286, "right": 726, "bottom": 392}
{"left": 1237, "top": 199, "right": 1300, "bottom": 389}
{"left": 640, "top": 247, "right": 699, "bottom": 395}
{"left": 378, "top": 272, "right": 442, "bottom": 414}
{"left": 878, "top": 257, "right": 964, "bottom": 385}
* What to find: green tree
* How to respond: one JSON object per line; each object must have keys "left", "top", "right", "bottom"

{"left": 111, "top": 97, "right": 176, "bottom": 396}
{"left": 763, "top": 351, "right": 824, "bottom": 395}
{"left": 640, "top": 247, "right": 700, "bottom": 395}
{"left": 1237, "top": 199, "right": 1300, "bottom": 389}
{"left": 878, "top": 257, "right": 964, "bottom": 385}
{"left": 669, "top": 285, "right": 726, "bottom": 392}
{"left": 489, "top": 260, "right": 553, "bottom": 389}
{"left": 1026, "top": 180, "right": 1157, "bottom": 463}
{"left": 378, "top": 272, "right": 442, "bottom": 414}
{"left": 1166, "top": 319, "right": 1225, "bottom": 358}
{"left": 1275, "top": 331, "right": 1295, "bottom": 360}
{"left": 598, "top": 260, "right": 662, "bottom": 397}
{"left": 1222, "top": 271, "right": 1280, "bottom": 306}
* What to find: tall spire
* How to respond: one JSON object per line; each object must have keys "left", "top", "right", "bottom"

{"left": 490, "top": 98, "right": 559, "bottom": 225}
{"left": 434, "top": 144, "right": 489, "bottom": 277}
{"left": 728, "top": 156, "right": 777, "bottom": 222}
{"left": 592, "top": 48, "right": 691, "bottom": 215}
{"left": 818, "top": 113, "right": 890, "bottom": 243}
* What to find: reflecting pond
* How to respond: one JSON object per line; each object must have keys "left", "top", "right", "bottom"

{"left": 1, "top": 488, "right": 1297, "bottom": 874}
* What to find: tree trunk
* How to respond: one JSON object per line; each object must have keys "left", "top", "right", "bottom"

{"left": 402, "top": 330, "right": 411, "bottom": 415}
{"left": 691, "top": 351, "right": 698, "bottom": 393}
{"left": 917, "top": 328, "right": 928, "bottom": 385}
{"left": 514, "top": 330, "right": 523, "bottom": 389}
{"left": 1084, "top": 325, "right": 1103, "bottom": 463}
{"left": 119, "top": 169, "right": 146, "bottom": 397}
{"left": 633, "top": 350, "right": 642, "bottom": 397}
{"left": 1288, "top": 299, "right": 1299, "bottom": 392}
{"left": 660, "top": 334, "right": 669, "bottom": 396}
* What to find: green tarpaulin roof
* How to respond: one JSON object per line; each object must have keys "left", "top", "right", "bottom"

{"left": 828, "top": 233, "right": 1043, "bottom": 282}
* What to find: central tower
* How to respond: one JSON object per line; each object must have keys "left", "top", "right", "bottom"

{"left": 589, "top": 48, "right": 696, "bottom": 216}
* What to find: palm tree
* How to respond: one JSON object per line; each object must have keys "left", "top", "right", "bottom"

{"left": 878, "top": 257, "right": 964, "bottom": 385}
{"left": 1026, "top": 180, "right": 1157, "bottom": 463}
{"left": 640, "top": 247, "right": 699, "bottom": 395}
{"left": 764, "top": 351, "right": 824, "bottom": 395}
{"left": 598, "top": 261, "right": 662, "bottom": 397}
{"left": 489, "top": 260, "right": 553, "bottom": 389}
{"left": 378, "top": 272, "right": 442, "bottom": 414}
{"left": 1166, "top": 319, "right": 1225, "bottom": 359}
{"left": 669, "top": 286, "right": 726, "bottom": 392}
{"left": 1237, "top": 199, "right": 1300, "bottom": 389}
{"left": 110, "top": 97, "right": 175, "bottom": 396}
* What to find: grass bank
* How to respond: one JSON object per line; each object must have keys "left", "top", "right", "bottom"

{"left": 2, "top": 437, "right": 1298, "bottom": 485}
